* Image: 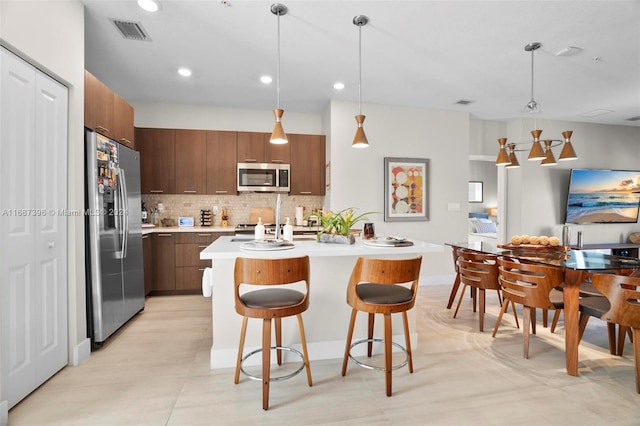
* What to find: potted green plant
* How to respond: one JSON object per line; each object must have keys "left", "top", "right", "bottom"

{"left": 314, "top": 208, "right": 376, "bottom": 244}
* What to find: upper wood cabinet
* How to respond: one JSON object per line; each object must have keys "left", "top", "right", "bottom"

{"left": 290, "top": 133, "right": 326, "bottom": 195}
{"left": 175, "top": 129, "right": 206, "bottom": 194}
{"left": 136, "top": 127, "right": 176, "bottom": 194}
{"left": 206, "top": 130, "right": 237, "bottom": 195}
{"left": 84, "top": 70, "right": 113, "bottom": 138}
{"left": 237, "top": 131, "right": 290, "bottom": 163}
{"left": 84, "top": 70, "right": 135, "bottom": 149}
{"left": 112, "top": 93, "right": 135, "bottom": 149}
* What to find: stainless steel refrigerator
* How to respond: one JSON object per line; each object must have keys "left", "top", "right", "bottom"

{"left": 85, "top": 129, "right": 144, "bottom": 346}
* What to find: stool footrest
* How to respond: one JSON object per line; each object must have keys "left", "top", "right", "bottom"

{"left": 348, "top": 338, "right": 409, "bottom": 371}
{"left": 240, "top": 346, "right": 306, "bottom": 382}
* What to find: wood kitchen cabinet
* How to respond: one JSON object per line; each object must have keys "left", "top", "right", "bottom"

{"left": 112, "top": 92, "right": 135, "bottom": 149}
{"left": 206, "top": 130, "right": 237, "bottom": 195}
{"left": 136, "top": 127, "right": 176, "bottom": 194}
{"left": 237, "top": 131, "right": 290, "bottom": 164}
{"left": 152, "top": 233, "right": 175, "bottom": 292}
{"left": 84, "top": 70, "right": 114, "bottom": 138}
{"left": 290, "top": 133, "right": 326, "bottom": 195}
{"left": 85, "top": 70, "right": 135, "bottom": 148}
{"left": 175, "top": 233, "right": 215, "bottom": 291}
{"left": 142, "top": 234, "right": 153, "bottom": 296}
{"left": 175, "top": 129, "right": 206, "bottom": 194}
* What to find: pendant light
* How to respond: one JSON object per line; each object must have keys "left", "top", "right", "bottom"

{"left": 506, "top": 143, "right": 520, "bottom": 168}
{"left": 540, "top": 140, "right": 557, "bottom": 166}
{"left": 496, "top": 138, "right": 510, "bottom": 165}
{"left": 269, "top": 3, "right": 288, "bottom": 145}
{"left": 352, "top": 15, "right": 369, "bottom": 148}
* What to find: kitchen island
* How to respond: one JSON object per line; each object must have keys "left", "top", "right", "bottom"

{"left": 200, "top": 235, "right": 443, "bottom": 369}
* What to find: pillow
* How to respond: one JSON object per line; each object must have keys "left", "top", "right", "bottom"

{"left": 468, "top": 218, "right": 479, "bottom": 233}
{"left": 477, "top": 218, "right": 493, "bottom": 224}
{"left": 476, "top": 221, "right": 497, "bottom": 233}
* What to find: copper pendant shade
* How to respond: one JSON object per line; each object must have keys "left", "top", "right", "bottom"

{"left": 496, "top": 138, "right": 510, "bottom": 165}
{"left": 506, "top": 143, "right": 520, "bottom": 168}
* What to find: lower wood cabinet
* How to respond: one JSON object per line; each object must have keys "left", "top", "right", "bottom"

{"left": 147, "top": 231, "right": 233, "bottom": 294}
{"left": 152, "top": 233, "right": 176, "bottom": 292}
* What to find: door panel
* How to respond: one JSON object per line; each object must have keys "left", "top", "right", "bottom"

{"left": 0, "top": 48, "right": 68, "bottom": 408}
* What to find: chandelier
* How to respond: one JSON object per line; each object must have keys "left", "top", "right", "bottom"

{"left": 496, "top": 42, "right": 578, "bottom": 168}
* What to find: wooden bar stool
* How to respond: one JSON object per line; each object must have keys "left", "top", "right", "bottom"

{"left": 233, "top": 256, "right": 312, "bottom": 410}
{"left": 341, "top": 256, "right": 422, "bottom": 396}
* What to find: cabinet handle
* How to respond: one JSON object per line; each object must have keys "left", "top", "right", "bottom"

{"left": 300, "top": 191, "right": 312, "bottom": 194}
{"left": 271, "top": 159, "right": 283, "bottom": 163}
{"left": 198, "top": 245, "right": 208, "bottom": 249}
{"left": 183, "top": 190, "right": 197, "bottom": 193}
{"left": 198, "top": 268, "right": 206, "bottom": 272}
{"left": 96, "top": 125, "right": 111, "bottom": 134}
{"left": 142, "top": 234, "right": 149, "bottom": 239}
{"left": 120, "top": 138, "right": 132, "bottom": 145}
{"left": 197, "top": 234, "right": 212, "bottom": 237}
{"left": 150, "top": 190, "right": 164, "bottom": 193}
{"left": 215, "top": 190, "right": 228, "bottom": 194}
{"left": 244, "top": 158, "right": 257, "bottom": 162}
{"left": 157, "top": 234, "right": 173, "bottom": 237}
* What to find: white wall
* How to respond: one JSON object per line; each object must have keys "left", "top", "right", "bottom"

{"left": 132, "top": 102, "right": 322, "bottom": 134}
{"left": 326, "top": 100, "right": 471, "bottom": 278}
{"left": 0, "top": 0, "right": 86, "bottom": 417}
{"left": 504, "top": 118, "right": 640, "bottom": 243}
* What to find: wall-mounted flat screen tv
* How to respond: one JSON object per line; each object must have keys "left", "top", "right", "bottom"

{"left": 565, "top": 169, "right": 640, "bottom": 224}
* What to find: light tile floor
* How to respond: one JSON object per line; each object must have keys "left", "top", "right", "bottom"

{"left": 8, "top": 285, "right": 640, "bottom": 425}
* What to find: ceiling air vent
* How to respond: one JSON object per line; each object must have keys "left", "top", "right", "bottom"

{"left": 625, "top": 116, "right": 640, "bottom": 122}
{"left": 110, "top": 19, "right": 152, "bottom": 41}
{"left": 455, "top": 99, "right": 474, "bottom": 106}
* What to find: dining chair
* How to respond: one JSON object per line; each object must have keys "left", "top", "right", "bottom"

{"left": 493, "top": 256, "right": 565, "bottom": 358}
{"left": 589, "top": 272, "right": 640, "bottom": 393}
{"left": 341, "top": 256, "right": 422, "bottom": 396}
{"left": 233, "top": 256, "right": 313, "bottom": 410}
{"left": 453, "top": 249, "right": 518, "bottom": 332}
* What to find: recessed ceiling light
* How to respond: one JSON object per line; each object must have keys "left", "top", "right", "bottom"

{"left": 333, "top": 82, "right": 345, "bottom": 90}
{"left": 555, "top": 46, "right": 582, "bottom": 57}
{"left": 260, "top": 75, "right": 273, "bottom": 84}
{"left": 178, "top": 67, "right": 192, "bottom": 77}
{"left": 137, "top": 0, "right": 161, "bottom": 12}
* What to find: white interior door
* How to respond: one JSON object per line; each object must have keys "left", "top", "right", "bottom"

{"left": 0, "top": 47, "right": 68, "bottom": 409}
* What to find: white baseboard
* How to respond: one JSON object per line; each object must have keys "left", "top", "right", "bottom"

{"left": 1, "top": 399, "right": 8, "bottom": 426}
{"left": 71, "top": 338, "right": 91, "bottom": 366}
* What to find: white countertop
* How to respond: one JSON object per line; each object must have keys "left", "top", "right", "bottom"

{"left": 200, "top": 235, "right": 443, "bottom": 260}
{"left": 142, "top": 225, "right": 322, "bottom": 235}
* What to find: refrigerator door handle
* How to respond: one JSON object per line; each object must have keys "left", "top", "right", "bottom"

{"left": 120, "top": 167, "right": 129, "bottom": 258}
{"left": 114, "top": 168, "right": 125, "bottom": 259}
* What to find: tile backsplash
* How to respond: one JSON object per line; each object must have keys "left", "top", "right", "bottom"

{"left": 142, "top": 193, "right": 325, "bottom": 226}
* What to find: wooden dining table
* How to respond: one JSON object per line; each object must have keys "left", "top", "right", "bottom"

{"left": 446, "top": 241, "right": 640, "bottom": 376}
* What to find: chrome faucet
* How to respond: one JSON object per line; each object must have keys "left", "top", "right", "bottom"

{"left": 274, "top": 193, "right": 281, "bottom": 240}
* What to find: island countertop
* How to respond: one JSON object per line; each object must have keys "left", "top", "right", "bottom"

{"left": 200, "top": 235, "right": 443, "bottom": 260}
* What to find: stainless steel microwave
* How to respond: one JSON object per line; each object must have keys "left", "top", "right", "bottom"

{"left": 237, "top": 163, "right": 290, "bottom": 192}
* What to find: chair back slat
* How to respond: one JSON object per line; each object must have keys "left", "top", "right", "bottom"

{"left": 457, "top": 249, "right": 499, "bottom": 291}
{"left": 497, "top": 256, "right": 564, "bottom": 309}
{"left": 234, "top": 256, "right": 309, "bottom": 286}
{"left": 592, "top": 273, "right": 640, "bottom": 329}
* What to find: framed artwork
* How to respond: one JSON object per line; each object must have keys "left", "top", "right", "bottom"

{"left": 468, "top": 181, "right": 483, "bottom": 203}
{"left": 384, "top": 157, "right": 429, "bottom": 222}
